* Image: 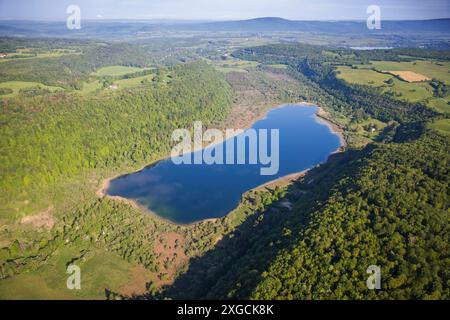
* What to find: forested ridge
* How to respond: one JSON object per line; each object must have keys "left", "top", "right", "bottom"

{"left": 252, "top": 132, "right": 448, "bottom": 299}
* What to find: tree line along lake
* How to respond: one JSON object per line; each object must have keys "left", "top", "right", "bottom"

{"left": 106, "top": 104, "right": 342, "bottom": 224}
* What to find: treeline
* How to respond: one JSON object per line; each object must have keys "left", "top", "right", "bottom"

{"left": 0, "top": 37, "right": 90, "bottom": 53}
{"left": 354, "top": 48, "right": 450, "bottom": 62}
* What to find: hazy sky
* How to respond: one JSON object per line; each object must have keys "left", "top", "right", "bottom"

{"left": 0, "top": 0, "right": 449, "bottom": 21}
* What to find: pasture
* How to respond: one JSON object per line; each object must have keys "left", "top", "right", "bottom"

{"left": 336, "top": 62, "right": 449, "bottom": 109}
{"left": 369, "top": 60, "right": 450, "bottom": 84}
{"left": 0, "top": 81, "right": 63, "bottom": 97}
{"left": 92, "top": 66, "right": 146, "bottom": 77}
{"left": 428, "top": 119, "right": 450, "bottom": 137}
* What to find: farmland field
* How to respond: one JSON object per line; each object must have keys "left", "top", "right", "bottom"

{"left": 383, "top": 71, "right": 430, "bottom": 82}
{"left": 336, "top": 62, "right": 450, "bottom": 113}
{"left": 429, "top": 119, "right": 450, "bottom": 137}
{"left": 0, "top": 81, "right": 63, "bottom": 97}
{"left": 92, "top": 66, "right": 146, "bottom": 77}
{"left": 369, "top": 60, "right": 450, "bottom": 84}
{"left": 336, "top": 66, "right": 392, "bottom": 86}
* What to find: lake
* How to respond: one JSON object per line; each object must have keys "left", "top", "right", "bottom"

{"left": 106, "top": 104, "right": 342, "bottom": 224}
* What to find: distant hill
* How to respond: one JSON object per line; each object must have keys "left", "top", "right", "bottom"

{"left": 174, "top": 17, "right": 450, "bottom": 33}
{"left": 0, "top": 17, "right": 449, "bottom": 39}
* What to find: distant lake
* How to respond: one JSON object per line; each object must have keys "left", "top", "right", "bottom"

{"left": 350, "top": 46, "right": 394, "bottom": 50}
{"left": 106, "top": 105, "right": 341, "bottom": 224}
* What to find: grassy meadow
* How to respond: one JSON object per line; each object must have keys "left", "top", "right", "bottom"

{"left": 336, "top": 61, "right": 450, "bottom": 113}
{"left": 92, "top": 66, "right": 146, "bottom": 77}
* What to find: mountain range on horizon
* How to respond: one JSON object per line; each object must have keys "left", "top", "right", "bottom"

{"left": 0, "top": 17, "right": 449, "bottom": 39}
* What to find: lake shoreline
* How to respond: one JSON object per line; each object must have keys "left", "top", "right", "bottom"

{"left": 96, "top": 102, "right": 347, "bottom": 225}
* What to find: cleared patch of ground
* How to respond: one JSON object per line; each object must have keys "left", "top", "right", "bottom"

{"left": 336, "top": 63, "right": 449, "bottom": 107}
{"left": 222, "top": 69, "right": 307, "bottom": 131}
{"left": 369, "top": 60, "right": 450, "bottom": 84}
{"left": 152, "top": 232, "right": 187, "bottom": 287}
{"left": 119, "top": 265, "right": 155, "bottom": 296}
{"left": 20, "top": 206, "right": 55, "bottom": 230}
{"left": 0, "top": 248, "right": 134, "bottom": 300}
{"left": 92, "top": 66, "right": 145, "bottom": 77}
{"left": 428, "top": 98, "right": 450, "bottom": 115}
{"left": 383, "top": 70, "right": 431, "bottom": 82}
{"left": 336, "top": 66, "right": 392, "bottom": 87}
{"left": 429, "top": 119, "right": 450, "bottom": 137}
{"left": 0, "top": 81, "right": 63, "bottom": 98}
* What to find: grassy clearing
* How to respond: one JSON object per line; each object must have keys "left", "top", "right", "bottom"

{"left": 114, "top": 74, "right": 155, "bottom": 89}
{"left": 78, "top": 80, "right": 103, "bottom": 96}
{"left": 429, "top": 119, "right": 450, "bottom": 137}
{"left": 268, "top": 64, "right": 288, "bottom": 69}
{"left": 428, "top": 98, "right": 450, "bottom": 115}
{"left": 0, "top": 247, "right": 136, "bottom": 300}
{"left": 385, "top": 78, "right": 434, "bottom": 103}
{"left": 336, "top": 66, "right": 392, "bottom": 87}
{"left": 336, "top": 64, "right": 448, "bottom": 106}
{"left": 369, "top": 60, "right": 450, "bottom": 84}
{"left": 0, "top": 81, "right": 63, "bottom": 98}
{"left": 214, "top": 59, "right": 259, "bottom": 74}
{"left": 0, "top": 49, "right": 80, "bottom": 63}
{"left": 215, "top": 66, "right": 248, "bottom": 74}
{"left": 383, "top": 71, "right": 431, "bottom": 82}
{"left": 92, "top": 66, "right": 145, "bottom": 77}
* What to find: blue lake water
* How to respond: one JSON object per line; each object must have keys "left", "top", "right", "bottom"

{"left": 106, "top": 105, "right": 341, "bottom": 224}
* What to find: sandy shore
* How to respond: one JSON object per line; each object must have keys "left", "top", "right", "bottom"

{"left": 96, "top": 102, "right": 347, "bottom": 225}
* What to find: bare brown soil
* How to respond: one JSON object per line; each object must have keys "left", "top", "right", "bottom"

{"left": 20, "top": 206, "right": 55, "bottom": 230}
{"left": 152, "top": 232, "right": 188, "bottom": 286}
{"left": 384, "top": 70, "right": 431, "bottom": 82}
{"left": 119, "top": 265, "right": 155, "bottom": 296}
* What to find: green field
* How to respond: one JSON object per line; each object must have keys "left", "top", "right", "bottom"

{"left": 267, "top": 64, "right": 289, "bottom": 69}
{"left": 0, "top": 81, "right": 63, "bottom": 97}
{"left": 336, "top": 66, "right": 392, "bottom": 87}
{"left": 78, "top": 80, "right": 103, "bottom": 95}
{"left": 428, "top": 119, "right": 450, "bottom": 137}
{"left": 336, "top": 63, "right": 450, "bottom": 112}
{"left": 114, "top": 74, "right": 155, "bottom": 89}
{"left": 92, "top": 66, "right": 146, "bottom": 77}
{"left": 214, "top": 59, "right": 259, "bottom": 73}
{"left": 386, "top": 77, "right": 434, "bottom": 102}
{"left": 428, "top": 98, "right": 450, "bottom": 114}
{"left": 369, "top": 60, "right": 450, "bottom": 84}
{"left": 0, "top": 247, "right": 135, "bottom": 299}
{"left": 0, "top": 49, "right": 81, "bottom": 63}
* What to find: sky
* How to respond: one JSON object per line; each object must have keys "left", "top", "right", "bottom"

{"left": 0, "top": 0, "right": 449, "bottom": 21}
